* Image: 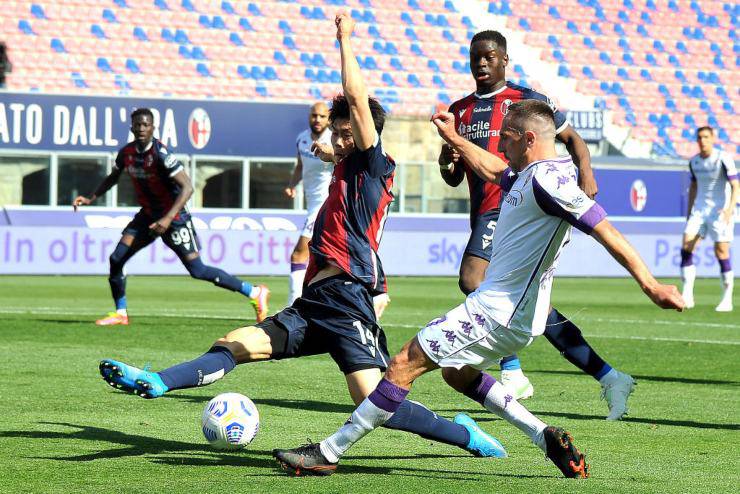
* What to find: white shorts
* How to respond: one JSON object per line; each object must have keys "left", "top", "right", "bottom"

{"left": 684, "top": 209, "right": 735, "bottom": 243}
{"left": 300, "top": 206, "right": 322, "bottom": 239}
{"left": 416, "top": 302, "right": 533, "bottom": 370}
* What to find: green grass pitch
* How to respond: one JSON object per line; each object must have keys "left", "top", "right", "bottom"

{"left": 0, "top": 275, "right": 738, "bottom": 493}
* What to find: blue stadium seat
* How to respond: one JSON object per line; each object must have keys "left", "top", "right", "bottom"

{"left": 222, "top": 1, "right": 235, "bottom": 14}
{"left": 405, "top": 27, "right": 418, "bottom": 41}
{"left": 619, "top": 38, "right": 631, "bottom": 51}
{"left": 639, "top": 68, "right": 652, "bottom": 81}
{"left": 316, "top": 70, "right": 330, "bottom": 83}
{"left": 424, "top": 13, "right": 437, "bottom": 26}
{"left": 91, "top": 24, "right": 106, "bottom": 39}
{"left": 97, "top": 57, "right": 114, "bottom": 73}
{"left": 438, "top": 92, "right": 451, "bottom": 104}
{"left": 582, "top": 66, "right": 595, "bottom": 79}
{"left": 676, "top": 41, "right": 688, "bottom": 53}
{"left": 518, "top": 18, "right": 531, "bottom": 31}
{"left": 279, "top": 20, "right": 292, "bottom": 34}
{"left": 599, "top": 81, "right": 610, "bottom": 93}
{"left": 51, "top": 38, "right": 66, "bottom": 53}
{"left": 452, "top": 60, "right": 466, "bottom": 73}
{"left": 513, "top": 64, "right": 525, "bottom": 76}
{"left": 385, "top": 42, "right": 398, "bottom": 55}
{"left": 436, "top": 14, "right": 450, "bottom": 27}
{"left": 401, "top": 12, "right": 413, "bottom": 25}
{"left": 248, "top": 3, "right": 262, "bottom": 16}
{"left": 674, "top": 70, "right": 687, "bottom": 82}
{"left": 133, "top": 26, "right": 149, "bottom": 41}
{"left": 182, "top": 0, "right": 196, "bottom": 12}
{"left": 617, "top": 67, "right": 629, "bottom": 79}
{"left": 411, "top": 43, "right": 424, "bottom": 56}
{"left": 330, "top": 70, "right": 341, "bottom": 83}
{"left": 304, "top": 68, "right": 317, "bottom": 82}
{"left": 308, "top": 86, "right": 321, "bottom": 99}
{"left": 640, "top": 11, "right": 652, "bottom": 24}
{"left": 199, "top": 15, "right": 212, "bottom": 28}
{"left": 229, "top": 32, "right": 244, "bottom": 46}
{"left": 264, "top": 66, "right": 277, "bottom": 80}
{"left": 250, "top": 67, "right": 264, "bottom": 80}
{"left": 196, "top": 63, "right": 211, "bottom": 77}
{"left": 408, "top": 74, "right": 422, "bottom": 87}
{"left": 365, "top": 56, "right": 378, "bottom": 70}
{"left": 432, "top": 74, "right": 445, "bottom": 88}
{"left": 382, "top": 73, "right": 396, "bottom": 86}
{"left": 154, "top": 0, "right": 169, "bottom": 10}
{"left": 351, "top": 9, "right": 363, "bottom": 21}
{"left": 623, "top": 53, "right": 635, "bottom": 64}
{"left": 239, "top": 17, "right": 254, "bottom": 31}
{"left": 692, "top": 86, "right": 705, "bottom": 98}
{"left": 391, "top": 57, "right": 404, "bottom": 71}
{"left": 712, "top": 54, "right": 725, "bottom": 68}
{"left": 161, "top": 28, "right": 175, "bottom": 42}
{"left": 548, "top": 6, "right": 561, "bottom": 19}
{"left": 103, "top": 9, "right": 118, "bottom": 23}
{"left": 178, "top": 45, "right": 192, "bottom": 59}
{"left": 547, "top": 35, "right": 560, "bottom": 48}
{"left": 256, "top": 85, "right": 268, "bottom": 97}
{"left": 273, "top": 50, "right": 287, "bottom": 64}
{"left": 553, "top": 50, "right": 565, "bottom": 63}
{"left": 18, "top": 20, "right": 35, "bottom": 35}
{"left": 192, "top": 46, "right": 206, "bottom": 60}
{"left": 594, "top": 8, "right": 606, "bottom": 21}
{"left": 681, "top": 84, "right": 691, "bottom": 96}
{"left": 444, "top": 0, "right": 457, "bottom": 12}
{"left": 283, "top": 36, "right": 296, "bottom": 50}
{"left": 583, "top": 37, "right": 595, "bottom": 49}
{"left": 125, "top": 59, "right": 140, "bottom": 73}
{"left": 646, "top": 0, "right": 656, "bottom": 9}
{"left": 175, "top": 29, "right": 189, "bottom": 44}
{"left": 300, "top": 6, "right": 312, "bottom": 19}
{"left": 637, "top": 25, "right": 649, "bottom": 37}
{"left": 566, "top": 21, "right": 578, "bottom": 33}
{"left": 599, "top": 52, "right": 612, "bottom": 64}
{"left": 299, "top": 53, "right": 312, "bottom": 66}
{"left": 408, "top": 0, "right": 421, "bottom": 10}
{"left": 681, "top": 128, "right": 692, "bottom": 139}
{"left": 589, "top": 22, "right": 603, "bottom": 35}
{"left": 558, "top": 65, "right": 570, "bottom": 77}
{"left": 707, "top": 71, "right": 720, "bottom": 84}
{"left": 618, "top": 10, "right": 629, "bottom": 23}
{"left": 461, "top": 16, "right": 474, "bottom": 29}
{"left": 614, "top": 24, "right": 626, "bottom": 36}
{"left": 612, "top": 83, "right": 625, "bottom": 96}
{"left": 443, "top": 30, "right": 455, "bottom": 43}
{"left": 312, "top": 54, "right": 327, "bottom": 67}
{"left": 428, "top": 59, "right": 441, "bottom": 72}
{"left": 668, "top": 0, "right": 679, "bottom": 11}
{"left": 212, "top": 16, "right": 226, "bottom": 29}
{"left": 313, "top": 7, "right": 327, "bottom": 19}
{"left": 71, "top": 72, "right": 88, "bottom": 88}
{"left": 645, "top": 53, "right": 657, "bottom": 66}
{"left": 30, "top": 4, "right": 47, "bottom": 19}
{"left": 368, "top": 25, "right": 381, "bottom": 38}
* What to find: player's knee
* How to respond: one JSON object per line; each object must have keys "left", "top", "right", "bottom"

{"left": 441, "top": 367, "right": 469, "bottom": 393}
{"left": 109, "top": 243, "right": 130, "bottom": 272}
{"left": 215, "top": 326, "right": 271, "bottom": 363}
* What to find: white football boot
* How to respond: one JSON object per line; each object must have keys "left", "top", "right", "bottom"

{"left": 601, "top": 371, "right": 636, "bottom": 420}
{"left": 501, "top": 369, "right": 534, "bottom": 400}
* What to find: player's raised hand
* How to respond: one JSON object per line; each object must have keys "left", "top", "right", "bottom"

{"left": 439, "top": 144, "right": 460, "bottom": 166}
{"left": 284, "top": 186, "right": 296, "bottom": 198}
{"left": 579, "top": 173, "right": 599, "bottom": 199}
{"left": 431, "top": 111, "right": 456, "bottom": 142}
{"left": 311, "top": 141, "right": 334, "bottom": 163}
{"left": 72, "top": 195, "right": 93, "bottom": 211}
{"left": 335, "top": 11, "right": 354, "bottom": 40}
{"left": 645, "top": 283, "right": 685, "bottom": 311}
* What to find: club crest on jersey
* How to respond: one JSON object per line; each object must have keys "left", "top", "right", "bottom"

{"left": 144, "top": 154, "right": 154, "bottom": 167}
{"left": 188, "top": 108, "right": 211, "bottom": 150}
{"left": 630, "top": 179, "right": 647, "bottom": 212}
{"left": 500, "top": 99, "right": 513, "bottom": 115}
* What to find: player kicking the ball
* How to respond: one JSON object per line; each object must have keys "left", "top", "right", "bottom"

{"left": 273, "top": 99, "right": 684, "bottom": 478}
{"left": 680, "top": 126, "right": 738, "bottom": 311}
{"left": 98, "top": 14, "right": 507, "bottom": 460}
{"left": 73, "top": 108, "right": 269, "bottom": 325}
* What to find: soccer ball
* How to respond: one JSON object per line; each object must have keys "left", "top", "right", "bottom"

{"left": 201, "top": 392, "right": 260, "bottom": 449}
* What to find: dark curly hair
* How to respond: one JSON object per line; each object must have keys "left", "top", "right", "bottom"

{"left": 130, "top": 107, "right": 154, "bottom": 122}
{"left": 329, "top": 94, "right": 386, "bottom": 135}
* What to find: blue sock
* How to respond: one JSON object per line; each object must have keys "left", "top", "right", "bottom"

{"left": 500, "top": 355, "right": 521, "bottom": 371}
{"left": 115, "top": 296, "right": 127, "bottom": 310}
{"left": 544, "top": 308, "right": 610, "bottom": 381}
{"left": 239, "top": 281, "right": 254, "bottom": 297}
{"left": 594, "top": 363, "right": 613, "bottom": 380}
{"left": 384, "top": 400, "right": 469, "bottom": 448}
{"left": 157, "top": 346, "right": 237, "bottom": 391}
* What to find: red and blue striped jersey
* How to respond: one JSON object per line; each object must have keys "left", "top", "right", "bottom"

{"left": 449, "top": 81, "right": 568, "bottom": 226}
{"left": 114, "top": 139, "right": 187, "bottom": 219}
{"left": 306, "top": 136, "right": 395, "bottom": 295}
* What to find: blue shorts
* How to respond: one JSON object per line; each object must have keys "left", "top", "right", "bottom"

{"left": 464, "top": 209, "right": 499, "bottom": 261}
{"left": 264, "top": 274, "right": 390, "bottom": 374}
{"left": 122, "top": 210, "right": 200, "bottom": 258}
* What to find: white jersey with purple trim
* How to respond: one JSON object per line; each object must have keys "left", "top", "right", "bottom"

{"left": 469, "top": 157, "right": 606, "bottom": 336}
{"left": 296, "top": 128, "right": 333, "bottom": 213}
{"left": 689, "top": 149, "right": 738, "bottom": 212}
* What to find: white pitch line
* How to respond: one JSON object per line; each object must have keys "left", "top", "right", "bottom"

{"left": 1, "top": 308, "right": 739, "bottom": 345}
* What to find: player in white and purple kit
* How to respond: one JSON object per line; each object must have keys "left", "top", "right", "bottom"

{"left": 274, "top": 100, "right": 684, "bottom": 478}
{"left": 285, "top": 102, "right": 333, "bottom": 305}
{"left": 681, "top": 126, "right": 739, "bottom": 312}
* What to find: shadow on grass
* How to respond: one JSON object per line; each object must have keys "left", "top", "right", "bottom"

{"left": 530, "top": 369, "right": 739, "bottom": 386}
{"left": 167, "top": 395, "right": 357, "bottom": 414}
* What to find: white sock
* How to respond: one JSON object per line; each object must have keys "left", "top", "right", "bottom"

{"left": 116, "top": 308, "right": 127, "bottom": 316}
{"left": 720, "top": 271, "right": 734, "bottom": 300}
{"left": 248, "top": 286, "right": 261, "bottom": 299}
{"left": 320, "top": 397, "right": 395, "bottom": 462}
{"left": 288, "top": 268, "right": 306, "bottom": 305}
{"left": 501, "top": 368, "right": 525, "bottom": 379}
{"left": 681, "top": 265, "right": 696, "bottom": 296}
{"left": 598, "top": 368, "right": 620, "bottom": 386}
{"left": 482, "top": 380, "right": 547, "bottom": 451}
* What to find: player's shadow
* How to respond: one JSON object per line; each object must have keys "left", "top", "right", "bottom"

{"left": 167, "top": 394, "right": 356, "bottom": 414}
{"left": 0, "top": 422, "right": 208, "bottom": 462}
{"left": 530, "top": 369, "right": 739, "bottom": 386}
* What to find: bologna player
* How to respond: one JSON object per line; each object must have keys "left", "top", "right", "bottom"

{"left": 274, "top": 100, "right": 684, "bottom": 478}
{"left": 73, "top": 108, "right": 269, "bottom": 325}
{"left": 439, "top": 31, "right": 634, "bottom": 420}
{"left": 681, "top": 126, "right": 738, "bottom": 311}
{"left": 98, "top": 15, "right": 506, "bottom": 460}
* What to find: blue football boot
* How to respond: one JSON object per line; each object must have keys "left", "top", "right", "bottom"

{"left": 454, "top": 413, "right": 508, "bottom": 458}
{"left": 99, "top": 359, "right": 168, "bottom": 399}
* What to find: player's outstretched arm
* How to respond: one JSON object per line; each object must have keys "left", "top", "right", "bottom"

{"left": 438, "top": 144, "right": 465, "bottom": 186}
{"left": 590, "top": 219, "right": 684, "bottom": 311}
{"left": 431, "top": 111, "right": 507, "bottom": 183}
{"left": 73, "top": 167, "right": 123, "bottom": 211}
{"left": 557, "top": 126, "right": 597, "bottom": 198}
{"left": 336, "top": 12, "right": 375, "bottom": 152}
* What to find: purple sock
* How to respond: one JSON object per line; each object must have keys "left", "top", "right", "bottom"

{"left": 462, "top": 372, "right": 496, "bottom": 406}
{"left": 719, "top": 258, "right": 732, "bottom": 273}
{"left": 290, "top": 262, "right": 307, "bottom": 272}
{"left": 680, "top": 249, "right": 694, "bottom": 267}
{"left": 368, "top": 378, "right": 409, "bottom": 413}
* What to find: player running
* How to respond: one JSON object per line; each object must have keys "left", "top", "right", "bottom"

{"left": 98, "top": 14, "right": 506, "bottom": 460}
{"left": 73, "top": 108, "right": 269, "bottom": 325}
{"left": 439, "top": 30, "right": 634, "bottom": 419}
{"left": 680, "top": 126, "right": 738, "bottom": 311}
{"left": 273, "top": 100, "right": 684, "bottom": 478}
{"left": 286, "top": 102, "right": 391, "bottom": 317}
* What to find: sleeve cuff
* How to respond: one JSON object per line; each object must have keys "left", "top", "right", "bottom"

{"left": 576, "top": 203, "right": 607, "bottom": 234}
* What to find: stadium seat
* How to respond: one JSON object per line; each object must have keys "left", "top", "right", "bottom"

{"left": 175, "top": 30, "right": 190, "bottom": 44}
{"left": 97, "top": 57, "right": 114, "bottom": 73}
{"left": 18, "top": 20, "right": 35, "bottom": 36}
{"left": 102, "top": 9, "right": 118, "bottom": 23}
{"left": 196, "top": 63, "right": 211, "bottom": 77}
{"left": 230, "top": 32, "right": 244, "bottom": 46}
{"left": 182, "top": 0, "right": 196, "bottom": 12}
{"left": 222, "top": 1, "right": 235, "bottom": 15}
{"left": 125, "top": 59, "right": 141, "bottom": 74}
{"left": 91, "top": 24, "right": 106, "bottom": 39}
{"left": 51, "top": 38, "right": 67, "bottom": 53}
{"left": 133, "top": 26, "right": 149, "bottom": 41}
{"left": 30, "top": 4, "right": 47, "bottom": 19}
{"left": 248, "top": 3, "right": 262, "bottom": 16}
{"left": 199, "top": 15, "right": 212, "bottom": 28}
{"left": 154, "top": 0, "right": 169, "bottom": 10}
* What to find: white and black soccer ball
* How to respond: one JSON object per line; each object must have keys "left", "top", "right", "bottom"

{"left": 201, "top": 392, "right": 260, "bottom": 450}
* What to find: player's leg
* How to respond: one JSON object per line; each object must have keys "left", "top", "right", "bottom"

{"left": 97, "top": 215, "right": 155, "bottom": 325}
{"left": 714, "top": 241, "right": 733, "bottom": 311}
{"left": 544, "top": 308, "right": 635, "bottom": 420}
{"left": 288, "top": 235, "right": 310, "bottom": 305}
{"left": 343, "top": 364, "right": 505, "bottom": 457}
{"left": 680, "top": 217, "right": 703, "bottom": 308}
{"left": 163, "top": 219, "right": 270, "bottom": 322}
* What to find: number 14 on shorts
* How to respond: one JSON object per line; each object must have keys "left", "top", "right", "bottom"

{"left": 353, "top": 321, "right": 377, "bottom": 357}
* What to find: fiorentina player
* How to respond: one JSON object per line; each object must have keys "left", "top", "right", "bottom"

{"left": 73, "top": 108, "right": 269, "bottom": 325}
{"left": 285, "top": 102, "right": 391, "bottom": 317}
{"left": 274, "top": 100, "right": 684, "bottom": 478}
{"left": 680, "top": 126, "right": 738, "bottom": 311}
{"left": 98, "top": 14, "right": 506, "bottom": 460}
{"left": 439, "top": 30, "right": 634, "bottom": 419}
